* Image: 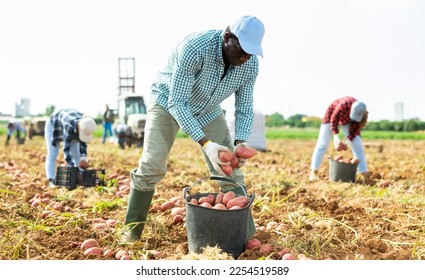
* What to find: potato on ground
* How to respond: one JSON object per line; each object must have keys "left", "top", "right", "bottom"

{"left": 81, "top": 238, "right": 99, "bottom": 251}
{"left": 173, "top": 214, "right": 184, "bottom": 224}
{"left": 160, "top": 200, "right": 175, "bottom": 211}
{"left": 170, "top": 207, "right": 185, "bottom": 217}
{"left": 115, "top": 249, "right": 129, "bottom": 260}
{"left": 246, "top": 238, "right": 261, "bottom": 249}
{"left": 103, "top": 249, "right": 115, "bottom": 257}
{"left": 83, "top": 247, "right": 103, "bottom": 256}
{"left": 282, "top": 253, "right": 296, "bottom": 260}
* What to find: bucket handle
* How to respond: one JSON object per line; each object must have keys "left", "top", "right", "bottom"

{"left": 183, "top": 176, "right": 248, "bottom": 200}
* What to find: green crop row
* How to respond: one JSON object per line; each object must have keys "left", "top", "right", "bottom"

{"left": 265, "top": 128, "right": 425, "bottom": 140}
{"left": 2, "top": 125, "right": 424, "bottom": 140}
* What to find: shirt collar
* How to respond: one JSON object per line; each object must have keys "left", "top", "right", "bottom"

{"left": 216, "top": 30, "right": 225, "bottom": 66}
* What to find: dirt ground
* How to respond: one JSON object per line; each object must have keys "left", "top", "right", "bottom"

{"left": 0, "top": 136, "right": 424, "bottom": 260}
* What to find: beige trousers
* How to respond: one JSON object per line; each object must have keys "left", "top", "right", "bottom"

{"left": 130, "top": 102, "right": 246, "bottom": 193}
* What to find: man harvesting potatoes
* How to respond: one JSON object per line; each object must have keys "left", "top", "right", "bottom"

{"left": 44, "top": 109, "right": 96, "bottom": 188}
{"left": 122, "top": 15, "right": 265, "bottom": 243}
{"left": 309, "top": 96, "right": 375, "bottom": 185}
{"left": 5, "top": 119, "right": 26, "bottom": 145}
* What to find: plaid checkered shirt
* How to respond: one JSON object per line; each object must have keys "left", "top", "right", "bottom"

{"left": 322, "top": 96, "right": 361, "bottom": 141}
{"left": 151, "top": 29, "right": 259, "bottom": 142}
{"left": 49, "top": 109, "right": 87, "bottom": 165}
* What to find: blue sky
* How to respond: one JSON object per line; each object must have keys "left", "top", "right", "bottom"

{"left": 1, "top": 0, "right": 424, "bottom": 121}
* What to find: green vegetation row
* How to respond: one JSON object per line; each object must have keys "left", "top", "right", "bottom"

{"left": 2, "top": 124, "right": 425, "bottom": 141}
{"left": 266, "top": 113, "right": 425, "bottom": 132}
{"left": 178, "top": 128, "right": 425, "bottom": 140}
{"left": 264, "top": 127, "right": 425, "bottom": 140}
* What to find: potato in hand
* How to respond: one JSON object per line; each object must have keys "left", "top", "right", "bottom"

{"left": 79, "top": 160, "right": 89, "bottom": 169}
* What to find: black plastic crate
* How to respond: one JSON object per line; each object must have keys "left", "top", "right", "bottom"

{"left": 54, "top": 167, "right": 105, "bottom": 190}
{"left": 54, "top": 166, "right": 79, "bottom": 190}
{"left": 78, "top": 169, "right": 106, "bottom": 187}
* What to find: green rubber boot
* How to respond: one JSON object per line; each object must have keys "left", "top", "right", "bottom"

{"left": 121, "top": 188, "right": 154, "bottom": 243}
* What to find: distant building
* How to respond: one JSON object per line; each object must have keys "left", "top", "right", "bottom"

{"left": 394, "top": 102, "right": 404, "bottom": 121}
{"left": 15, "top": 98, "right": 31, "bottom": 117}
{"left": 0, "top": 112, "right": 12, "bottom": 116}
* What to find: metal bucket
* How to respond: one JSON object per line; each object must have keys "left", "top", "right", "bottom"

{"left": 183, "top": 176, "right": 254, "bottom": 258}
{"left": 329, "top": 158, "right": 358, "bottom": 183}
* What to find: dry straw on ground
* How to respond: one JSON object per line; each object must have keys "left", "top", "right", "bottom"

{"left": 0, "top": 137, "right": 424, "bottom": 260}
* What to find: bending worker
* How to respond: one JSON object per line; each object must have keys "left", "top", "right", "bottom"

{"left": 44, "top": 108, "right": 96, "bottom": 187}
{"left": 122, "top": 15, "right": 265, "bottom": 243}
{"left": 5, "top": 119, "right": 26, "bottom": 145}
{"left": 309, "top": 96, "right": 375, "bottom": 185}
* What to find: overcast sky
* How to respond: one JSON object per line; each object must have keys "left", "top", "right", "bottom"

{"left": 1, "top": 0, "right": 424, "bottom": 121}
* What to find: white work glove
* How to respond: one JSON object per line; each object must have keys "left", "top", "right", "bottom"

{"left": 79, "top": 156, "right": 89, "bottom": 171}
{"left": 333, "top": 135, "right": 347, "bottom": 151}
{"left": 233, "top": 142, "right": 248, "bottom": 168}
{"left": 202, "top": 141, "right": 231, "bottom": 176}
{"left": 333, "top": 134, "right": 340, "bottom": 149}
{"left": 343, "top": 138, "right": 351, "bottom": 148}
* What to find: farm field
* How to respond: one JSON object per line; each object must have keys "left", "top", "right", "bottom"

{"left": 0, "top": 136, "right": 424, "bottom": 260}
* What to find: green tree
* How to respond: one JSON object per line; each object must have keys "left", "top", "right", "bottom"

{"left": 378, "top": 120, "right": 394, "bottom": 131}
{"left": 286, "top": 114, "right": 307, "bottom": 127}
{"left": 266, "top": 113, "right": 285, "bottom": 127}
{"left": 44, "top": 105, "right": 55, "bottom": 116}
{"left": 305, "top": 119, "right": 321, "bottom": 128}
{"left": 403, "top": 119, "right": 418, "bottom": 132}
{"left": 393, "top": 121, "right": 404, "bottom": 132}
